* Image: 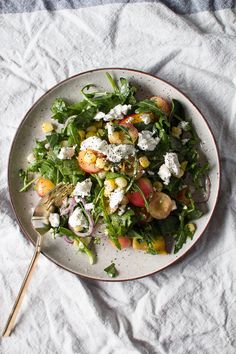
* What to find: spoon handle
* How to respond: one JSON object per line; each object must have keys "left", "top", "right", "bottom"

{"left": 2, "top": 234, "right": 43, "bottom": 337}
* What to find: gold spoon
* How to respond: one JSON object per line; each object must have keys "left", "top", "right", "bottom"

{"left": 2, "top": 183, "right": 74, "bottom": 337}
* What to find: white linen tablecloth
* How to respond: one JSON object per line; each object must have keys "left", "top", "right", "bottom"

{"left": 0, "top": 1, "right": 236, "bottom": 353}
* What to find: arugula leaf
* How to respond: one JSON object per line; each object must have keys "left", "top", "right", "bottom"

{"left": 19, "top": 169, "right": 39, "bottom": 192}
{"left": 51, "top": 98, "right": 71, "bottom": 123}
{"left": 104, "top": 263, "right": 118, "bottom": 278}
{"left": 173, "top": 195, "right": 201, "bottom": 253}
{"left": 170, "top": 99, "right": 185, "bottom": 121}
{"left": 106, "top": 73, "right": 119, "bottom": 93}
{"left": 136, "top": 99, "right": 165, "bottom": 117}
{"left": 66, "top": 122, "right": 80, "bottom": 145}
{"left": 46, "top": 133, "right": 59, "bottom": 148}
{"left": 51, "top": 98, "right": 68, "bottom": 115}
{"left": 119, "top": 77, "right": 137, "bottom": 105}
{"left": 157, "top": 215, "right": 180, "bottom": 235}
{"left": 58, "top": 227, "right": 96, "bottom": 265}
{"left": 105, "top": 172, "right": 127, "bottom": 179}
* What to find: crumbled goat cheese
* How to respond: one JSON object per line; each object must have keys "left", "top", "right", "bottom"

{"left": 94, "top": 104, "right": 132, "bottom": 122}
{"left": 80, "top": 137, "right": 108, "bottom": 154}
{"left": 80, "top": 137, "right": 136, "bottom": 163}
{"left": 118, "top": 204, "right": 127, "bottom": 216}
{"left": 73, "top": 178, "right": 92, "bottom": 198}
{"left": 140, "top": 113, "right": 152, "bottom": 124}
{"left": 137, "top": 130, "right": 160, "bottom": 151}
{"left": 158, "top": 164, "right": 171, "bottom": 185}
{"left": 178, "top": 121, "right": 189, "bottom": 131}
{"left": 182, "top": 138, "right": 189, "bottom": 145}
{"left": 106, "top": 122, "right": 115, "bottom": 136}
{"left": 94, "top": 111, "right": 106, "bottom": 121}
{"left": 158, "top": 152, "right": 181, "bottom": 185}
{"left": 69, "top": 207, "right": 88, "bottom": 228}
{"left": 164, "top": 152, "right": 181, "bottom": 176}
{"left": 84, "top": 202, "right": 94, "bottom": 210}
{"left": 45, "top": 143, "right": 50, "bottom": 150}
{"left": 27, "top": 153, "right": 35, "bottom": 164}
{"left": 109, "top": 189, "right": 125, "bottom": 210}
{"left": 57, "top": 146, "right": 76, "bottom": 160}
{"left": 49, "top": 213, "right": 60, "bottom": 227}
{"left": 147, "top": 170, "right": 155, "bottom": 176}
{"left": 106, "top": 144, "right": 136, "bottom": 163}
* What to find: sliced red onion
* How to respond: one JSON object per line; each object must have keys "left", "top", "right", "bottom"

{"left": 60, "top": 197, "right": 77, "bottom": 216}
{"left": 63, "top": 236, "right": 74, "bottom": 244}
{"left": 68, "top": 198, "right": 94, "bottom": 237}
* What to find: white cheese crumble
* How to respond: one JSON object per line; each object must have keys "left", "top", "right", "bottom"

{"left": 84, "top": 202, "right": 94, "bottom": 210}
{"left": 106, "top": 144, "right": 136, "bottom": 163}
{"left": 73, "top": 178, "right": 92, "bottom": 198}
{"left": 57, "top": 146, "right": 76, "bottom": 160}
{"left": 118, "top": 204, "right": 127, "bottom": 216}
{"left": 109, "top": 189, "right": 125, "bottom": 210}
{"left": 68, "top": 207, "right": 88, "bottom": 228}
{"left": 94, "top": 112, "right": 106, "bottom": 120}
{"left": 105, "top": 122, "right": 115, "bottom": 136}
{"left": 137, "top": 130, "right": 160, "bottom": 151}
{"left": 178, "top": 121, "right": 189, "bottom": 131}
{"left": 49, "top": 213, "right": 60, "bottom": 227}
{"left": 164, "top": 152, "right": 181, "bottom": 176}
{"left": 27, "top": 153, "right": 35, "bottom": 164}
{"left": 182, "top": 138, "right": 189, "bottom": 145}
{"left": 80, "top": 137, "right": 136, "bottom": 163}
{"left": 94, "top": 104, "right": 132, "bottom": 121}
{"left": 158, "top": 164, "right": 172, "bottom": 185}
{"left": 80, "top": 137, "right": 108, "bottom": 154}
{"left": 158, "top": 152, "right": 181, "bottom": 185}
{"left": 140, "top": 113, "right": 152, "bottom": 124}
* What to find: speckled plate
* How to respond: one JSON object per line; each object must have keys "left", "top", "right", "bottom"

{"left": 8, "top": 68, "right": 220, "bottom": 281}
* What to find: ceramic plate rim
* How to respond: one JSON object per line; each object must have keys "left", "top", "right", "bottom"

{"left": 8, "top": 67, "right": 221, "bottom": 282}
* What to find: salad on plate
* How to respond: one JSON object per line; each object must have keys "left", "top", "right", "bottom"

{"left": 19, "top": 73, "right": 210, "bottom": 273}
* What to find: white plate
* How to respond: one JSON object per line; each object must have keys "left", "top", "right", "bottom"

{"left": 8, "top": 68, "right": 220, "bottom": 281}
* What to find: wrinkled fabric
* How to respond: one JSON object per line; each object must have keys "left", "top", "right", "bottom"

{"left": 0, "top": 2, "right": 236, "bottom": 354}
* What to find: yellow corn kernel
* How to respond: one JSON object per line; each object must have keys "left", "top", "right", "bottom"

{"left": 153, "top": 181, "right": 163, "bottom": 191}
{"left": 60, "top": 140, "right": 68, "bottom": 147}
{"left": 139, "top": 156, "right": 150, "bottom": 168}
{"left": 171, "top": 126, "right": 182, "bottom": 138}
{"left": 74, "top": 225, "right": 83, "bottom": 232}
{"left": 95, "top": 157, "right": 106, "bottom": 169}
{"left": 42, "top": 122, "right": 54, "bottom": 133}
{"left": 86, "top": 131, "right": 97, "bottom": 138}
{"left": 186, "top": 223, "right": 196, "bottom": 234}
{"left": 181, "top": 161, "right": 188, "bottom": 171}
{"left": 98, "top": 171, "right": 107, "bottom": 179}
{"left": 103, "top": 164, "right": 111, "bottom": 171}
{"left": 86, "top": 125, "right": 97, "bottom": 132}
{"left": 97, "top": 128, "right": 105, "bottom": 137}
{"left": 104, "top": 179, "right": 116, "bottom": 191}
{"left": 115, "top": 177, "right": 128, "bottom": 189}
{"left": 78, "top": 129, "right": 86, "bottom": 140}
{"left": 152, "top": 236, "right": 166, "bottom": 252}
{"left": 133, "top": 238, "right": 148, "bottom": 251}
{"left": 104, "top": 188, "right": 111, "bottom": 197}
{"left": 83, "top": 151, "right": 97, "bottom": 164}
{"left": 95, "top": 121, "right": 103, "bottom": 128}
{"left": 109, "top": 131, "right": 122, "bottom": 144}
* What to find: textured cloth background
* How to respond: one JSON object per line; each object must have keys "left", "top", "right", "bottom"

{"left": 0, "top": 1, "right": 236, "bottom": 353}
